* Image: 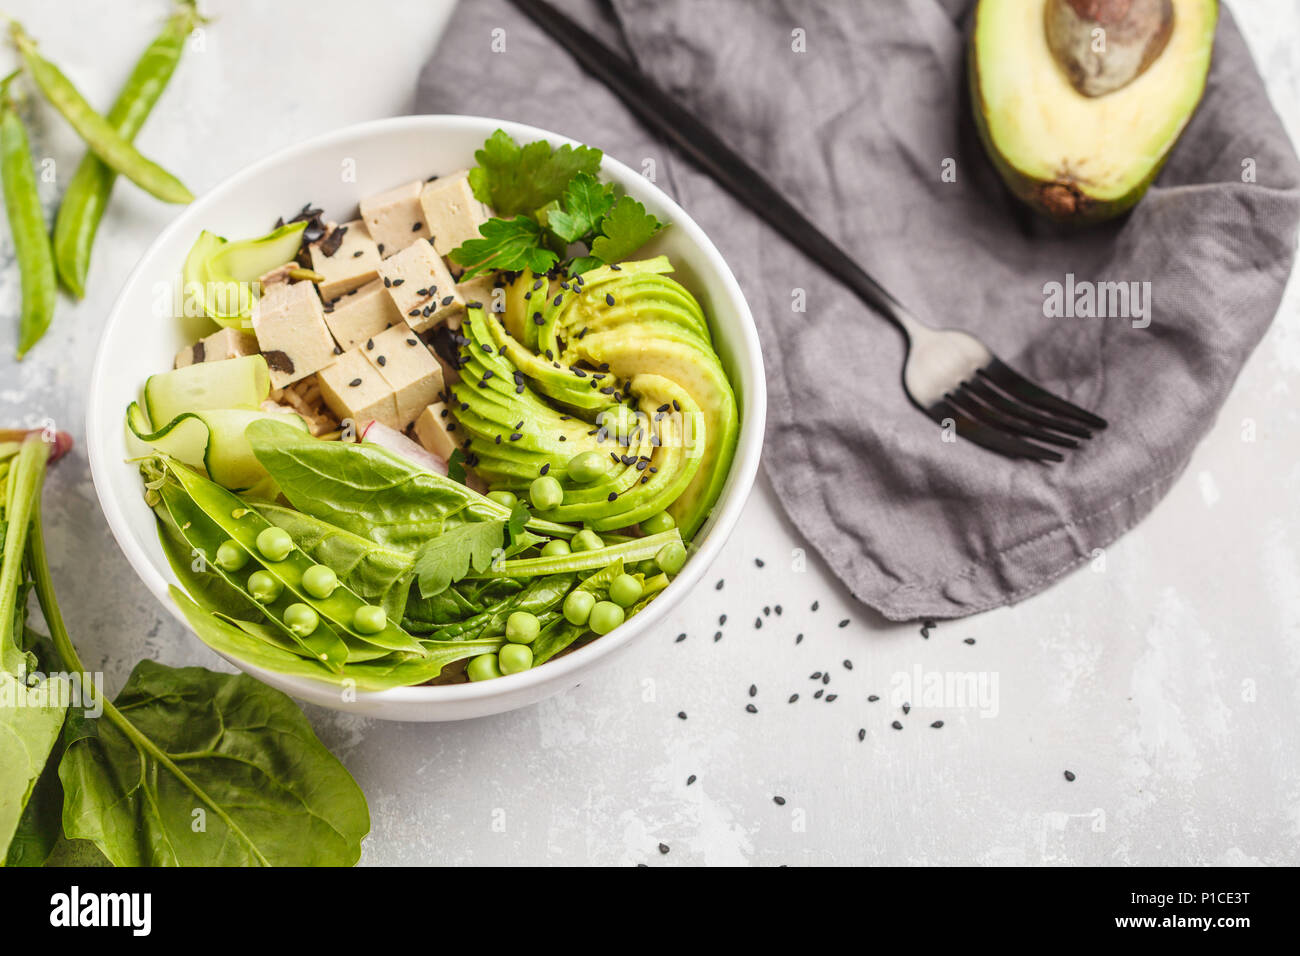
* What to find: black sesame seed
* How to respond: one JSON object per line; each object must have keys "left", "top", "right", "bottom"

{"left": 411, "top": 221, "right": 422, "bottom": 232}
{"left": 754, "top": 617, "right": 762, "bottom": 629}
{"left": 540, "top": 463, "right": 550, "bottom": 475}
{"left": 931, "top": 721, "right": 944, "bottom": 729}
{"left": 773, "top": 796, "right": 786, "bottom": 806}
{"left": 715, "top": 579, "right": 724, "bottom": 590}
{"left": 719, "top": 614, "right": 727, "bottom": 625}
{"left": 891, "top": 721, "right": 903, "bottom": 730}
{"left": 810, "top": 672, "right": 821, "bottom": 680}
{"left": 755, "top": 557, "right": 765, "bottom": 568}
{"left": 858, "top": 729, "right": 867, "bottom": 741}
{"left": 605, "top": 293, "right": 615, "bottom": 306}
{"left": 677, "top": 711, "right": 687, "bottom": 720}
{"left": 607, "top": 492, "right": 617, "bottom": 502}
{"left": 442, "top": 296, "right": 454, "bottom": 306}
{"left": 964, "top": 637, "right": 976, "bottom": 645}
{"left": 788, "top": 694, "right": 798, "bottom": 703}
{"left": 763, "top": 606, "right": 770, "bottom": 616}
{"left": 674, "top": 632, "right": 685, "bottom": 643}
{"left": 713, "top": 631, "right": 722, "bottom": 642}
{"left": 658, "top": 843, "right": 669, "bottom": 855}
{"left": 795, "top": 633, "right": 803, "bottom": 644}
{"left": 383, "top": 276, "right": 391, "bottom": 287}
{"left": 811, "top": 600, "right": 820, "bottom": 612}
{"left": 366, "top": 338, "right": 374, "bottom": 350}
{"left": 843, "top": 660, "right": 853, "bottom": 670}
{"left": 825, "top": 694, "right": 837, "bottom": 702}
{"left": 901, "top": 703, "right": 911, "bottom": 715}
{"left": 686, "top": 775, "right": 696, "bottom": 786}
{"left": 377, "top": 355, "right": 386, "bottom": 366}
{"left": 745, "top": 703, "right": 757, "bottom": 713}
{"left": 813, "top": 689, "right": 824, "bottom": 699}
{"left": 868, "top": 695, "right": 879, "bottom": 702}
{"left": 1064, "top": 770, "right": 1076, "bottom": 782}
{"left": 748, "top": 684, "right": 757, "bottom": 698}
{"left": 348, "top": 377, "right": 362, "bottom": 387}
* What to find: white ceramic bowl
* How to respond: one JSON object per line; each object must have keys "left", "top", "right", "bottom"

{"left": 87, "top": 115, "right": 765, "bottom": 721}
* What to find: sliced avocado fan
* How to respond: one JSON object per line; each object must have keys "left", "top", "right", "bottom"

{"left": 448, "top": 257, "right": 739, "bottom": 540}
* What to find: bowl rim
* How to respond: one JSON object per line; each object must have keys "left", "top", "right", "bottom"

{"left": 86, "top": 113, "right": 766, "bottom": 706}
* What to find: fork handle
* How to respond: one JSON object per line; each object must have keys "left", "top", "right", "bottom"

{"left": 507, "top": 0, "right": 924, "bottom": 339}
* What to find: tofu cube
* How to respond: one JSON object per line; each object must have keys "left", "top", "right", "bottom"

{"left": 317, "top": 348, "right": 398, "bottom": 431}
{"left": 414, "top": 402, "right": 460, "bottom": 461}
{"left": 174, "top": 327, "right": 259, "bottom": 369}
{"left": 364, "top": 322, "right": 444, "bottom": 429}
{"left": 309, "top": 219, "right": 383, "bottom": 299}
{"left": 419, "top": 171, "right": 491, "bottom": 270}
{"left": 455, "top": 274, "right": 503, "bottom": 314}
{"left": 251, "top": 281, "right": 339, "bottom": 388}
{"left": 359, "top": 181, "right": 430, "bottom": 258}
{"left": 377, "top": 239, "right": 464, "bottom": 333}
{"left": 323, "top": 278, "right": 401, "bottom": 351}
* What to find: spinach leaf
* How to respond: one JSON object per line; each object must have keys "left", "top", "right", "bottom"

{"left": 0, "top": 671, "right": 69, "bottom": 856}
{"left": 248, "top": 419, "right": 494, "bottom": 550}
{"left": 413, "top": 518, "right": 506, "bottom": 598}
{"left": 58, "top": 659, "right": 370, "bottom": 866}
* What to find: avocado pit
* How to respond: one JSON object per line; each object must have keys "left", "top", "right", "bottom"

{"left": 1045, "top": 0, "right": 1175, "bottom": 97}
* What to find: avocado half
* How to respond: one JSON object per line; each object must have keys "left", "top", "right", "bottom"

{"left": 970, "top": 0, "right": 1217, "bottom": 223}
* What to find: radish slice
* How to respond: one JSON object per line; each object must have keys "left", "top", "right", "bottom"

{"left": 358, "top": 420, "right": 448, "bottom": 475}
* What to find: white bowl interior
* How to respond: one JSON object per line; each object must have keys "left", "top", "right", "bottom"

{"left": 88, "top": 115, "right": 765, "bottom": 720}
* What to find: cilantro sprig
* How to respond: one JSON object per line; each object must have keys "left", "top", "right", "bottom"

{"left": 451, "top": 130, "right": 664, "bottom": 279}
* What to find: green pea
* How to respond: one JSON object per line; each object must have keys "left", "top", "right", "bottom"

{"left": 641, "top": 511, "right": 676, "bottom": 535}
{"left": 608, "top": 573, "right": 643, "bottom": 608}
{"left": 589, "top": 601, "right": 625, "bottom": 635}
{"left": 283, "top": 603, "right": 319, "bottom": 637}
{"left": 352, "top": 604, "right": 387, "bottom": 635}
{"left": 656, "top": 541, "right": 687, "bottom": 575}
{"left": 530, "top": 475, "right": 564, "bottom": 511}
{"left": 487, "top": 490, "right": 518, "bottom": 509}
{"left": 467, "top": 653, "right": 502, "bottom": 681}
{"left": 215, "top": 539, "right": 249, "bottom": 572}
{"left": 506, "top": 611, "right": 540, "bottom": 644}
{"left": 301, "top": 564, "right": 338, "bottom": 599}
{"left": 563, "top": 590, "right": 595, "bottom": 625}
{"left": 247, "top": 570, "right": 282, "bottom": 604}
{"left": 541, "top": 538, "right": 571, "bottom": 557}
{"left": 499, "top": 643, "right": 533, "bottom": 675}
{"left": 566, "top": 451, "right": 607, "bottom": 484}
{"left": 571, "top": 529, "right": 604, "bottom": 552}
{"left": 256, "top": 526, "right": 294, "bottom": 562}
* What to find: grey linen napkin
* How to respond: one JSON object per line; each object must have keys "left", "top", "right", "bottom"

{"left": 418, "top": 0, "right": 1300, "bottom": 620}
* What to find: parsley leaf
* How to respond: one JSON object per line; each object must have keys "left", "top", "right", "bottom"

{"left": 547, "top": 173, "right": 616, "bottom": 244}
{"left": 590, "top": 195, "right": 664, "bottom": 264}
{"left": 446, "top": 449, "right": 467, "bottom": 485}
{"left": 448, "top": 216, "right": 558, "bottom": 279}
{"left": 469, "top": 130, "right": 603, "bottom": 218}
{"left": 413, "top": 519, "right": 507, "bottom": 597}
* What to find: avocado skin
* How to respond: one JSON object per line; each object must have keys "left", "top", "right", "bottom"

{"left": 968, "top": 0, "right": 1217, "bottom": 225}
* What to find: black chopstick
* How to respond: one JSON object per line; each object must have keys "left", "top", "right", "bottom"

{"left": 506, "top": 0, "right": 908, "bottom": 318}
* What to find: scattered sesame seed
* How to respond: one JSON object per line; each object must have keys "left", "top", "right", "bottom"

{"left": 773, "top": 796, "right": 786, "bottom": 806}
{"left": 811, "top": 600, "right": 820, "bottom": 611}
{"left": 754, "top": 557, "right": 765, "bottom": 567}
{"left": 795, "top": 633, "right": 803, "bottom": 644}
{"left": 858, "top": 729, "right": 867, "bottom": 741}
{"left": 964, "top": 637, "right": 976, "bottom": 645}
{"left": 748, "top": 684, "right": 757, "bottom": 698}
{"left": 930, "top": 721, "right": 944, "bottom": 729}
{"left": 825, "top": 694, "right": 837, "bottom": 702}
{"left": 788, "top": 694, "right": 799, "bottom": 703}
{"left": 674, "top": 632, "right": 685, "bottom": 643}
{"left": 901, "top": 703, "right": 910, "bottom": 714}
{"left": 605, "top": 293, "right": 615, "bottom": 306}
{"left": 891, "top": 721, "right": 903, "bottom": 730}
{"left": 843, "top": 660, "right": 853, "bottom": 670}
{"left": 745, "top": 703, "right": 757, "bottom": 714}
{"left": 868, "top": 695, "right": 880, "bottom": 702}
{"left": 1064, "top": 770, "right": 1076, "bottom": 782}
{"left": 658, "top": 843, "right": 670, "bottom": 855}
{"left": 713, "top": 631, "right": 722, "bottom": 642}
{"left": 677, "top": 711, "right": 687, "bottom": 720}
{"left": 686, "top": 775, "right": 696, "bottom": 786}
{"left": 348, "top": 378, "right": 362, "bottom": 387}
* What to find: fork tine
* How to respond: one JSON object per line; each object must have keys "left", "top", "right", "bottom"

{"left": 979, "top": 359, "right": 1108, "bottom": 431}
{"left": 961, "top": 377, "right": 1093, "bottom": 441}
{"left": 949, "top": 386, "right": 1079, "bottom": 449}
{"left": 926, "top": 399, "right": 1064, "bottom": 463}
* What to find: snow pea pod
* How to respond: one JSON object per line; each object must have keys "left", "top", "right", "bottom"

{"left": 161, "top": 458, "right": 426, "bottom": 655}
{"left": 53, "top": 1, "right": 199, "bottom": 296}
{"left": 10, "top": 22, "right": 193, "bottom": 205}
{"left": 157, "top": 478, "right": 350, "bottom": 671}
{"left": 0, "top": 76, "right": 56, "bottom": 359}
